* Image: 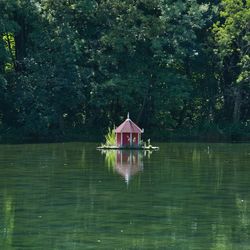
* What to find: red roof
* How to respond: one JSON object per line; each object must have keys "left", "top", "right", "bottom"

{"left": 115, "top": 117, "right": 143, "bottom": 133}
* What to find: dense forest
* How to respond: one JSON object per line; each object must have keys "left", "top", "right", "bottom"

{"left": 0, "top": 0, "right": 249, "bottom": 142}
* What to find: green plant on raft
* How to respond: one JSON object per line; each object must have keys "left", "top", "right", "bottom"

{"left": 104, "top": 127, "right": 116, "bottom": 146}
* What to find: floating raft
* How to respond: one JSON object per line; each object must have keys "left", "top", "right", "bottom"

{"left": 97, "top": 145, "right": 159, "bottom": 151}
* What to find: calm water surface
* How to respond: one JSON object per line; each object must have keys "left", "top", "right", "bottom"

{"left": 0, "top": 143, "right": 250, "bottom": 249}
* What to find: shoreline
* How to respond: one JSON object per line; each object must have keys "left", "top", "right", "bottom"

{"left": 0, "top": 136, "right": 250, "bottom": 145}
{"left": 1, "top": 128, "right": 250, "bottom": 144}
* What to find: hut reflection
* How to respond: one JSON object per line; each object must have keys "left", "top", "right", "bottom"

{"left": 103, "top": 150, "right": 143, "bottom": 184}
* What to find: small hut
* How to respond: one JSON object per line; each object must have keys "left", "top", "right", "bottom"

{"left": 115, "top": 113, "right": 143, "bottom": 147}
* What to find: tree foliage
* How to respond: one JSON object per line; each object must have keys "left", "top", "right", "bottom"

{"left": 0, "top": 0, "right": 249, "bottom": 141}
{"left": 212, "top": 0, "right": 250, "bottom": 123}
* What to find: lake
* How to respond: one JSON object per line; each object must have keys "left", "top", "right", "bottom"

{"left": 0, "top": 142, "right": 250, "bottom": 249}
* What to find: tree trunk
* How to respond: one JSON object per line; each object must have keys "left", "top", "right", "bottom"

{"left": 136, "top": 86, "right": 149, "bottom": 124}
{"left": 136, "top": 74, "right": 155, "bottom": 125}
{"left": 233, "top": 86, "right": 241, "bottom": 123}
{"left": 58, "top": 113, "right": 65, "bottom": 135}
{"left": 14, "top": 12, "right": 27, "bottom": 71}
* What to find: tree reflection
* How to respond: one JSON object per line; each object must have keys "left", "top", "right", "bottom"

{"left": 0, "top": 192, "right": 15, "bottom": 250}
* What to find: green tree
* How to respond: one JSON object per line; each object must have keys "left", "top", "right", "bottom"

{"left": 85, "top": 0, "right": 209, "bottom": 130}
{"left": 213, "top": 0, "right": 250, "bottom": 123}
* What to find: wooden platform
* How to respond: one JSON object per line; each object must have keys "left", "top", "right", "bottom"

{"left": 97, "top": 145, "right": 159, "bottom": 151}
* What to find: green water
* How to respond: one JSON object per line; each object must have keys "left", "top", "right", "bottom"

{"left": 0, "top": 143, "right": 250, "bottom": 250}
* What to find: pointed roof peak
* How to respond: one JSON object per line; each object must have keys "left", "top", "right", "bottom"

{"left": 115, "top": 114, "right": 143, "bottom": 133}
